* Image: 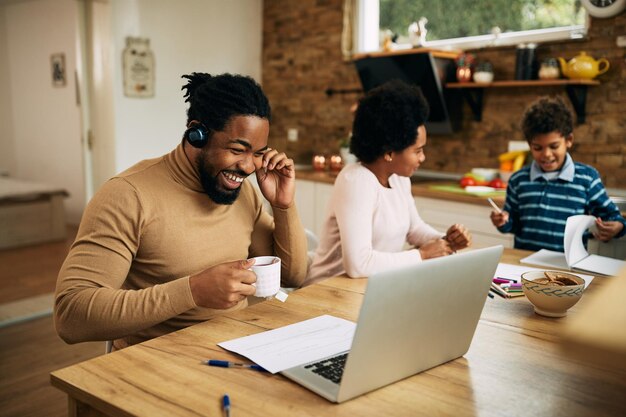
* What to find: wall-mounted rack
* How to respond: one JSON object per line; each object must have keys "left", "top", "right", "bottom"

{"left": 445, "top": 79, "right": 600, "bottom": 124}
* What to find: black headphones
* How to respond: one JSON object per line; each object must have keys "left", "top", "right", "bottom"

{"left": 184, "top": 121, "right": 209, "bottom": 148}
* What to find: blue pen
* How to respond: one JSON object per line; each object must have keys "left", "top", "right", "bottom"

{"left": 204, "top": 359, "right": 268, "bottom": 372}
{"left": 222, "top": 394, "right": 231, "bottom": 417}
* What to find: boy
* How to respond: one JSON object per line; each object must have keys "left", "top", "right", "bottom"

{"left": 490, "top": 96, "right": 625, "bottom": 252}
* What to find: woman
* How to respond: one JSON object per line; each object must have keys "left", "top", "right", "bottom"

{"left": 306, "top": 80, "right": 471, "bottom": 285}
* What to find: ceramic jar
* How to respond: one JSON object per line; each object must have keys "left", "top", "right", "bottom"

{"left": 538, "top": 58, "right": 560, "bottom": 80}
{"left": 473, "top": 62, "right": 494, "bottom": 83}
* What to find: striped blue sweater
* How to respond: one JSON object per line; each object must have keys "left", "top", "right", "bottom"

{"left": 498, "top": 157, "right": 626, "bottom": 252}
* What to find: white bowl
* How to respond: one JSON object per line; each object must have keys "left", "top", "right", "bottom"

{"left": 471, "top": 168, "right": 499, "bottom": 182}
{"left": 499, "top": 170, "right": 513, "bottom": 183}
{"left": 521, "top": 270, "right": 585, "bottom": 317}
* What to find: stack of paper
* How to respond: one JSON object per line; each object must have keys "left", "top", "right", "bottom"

{"left": 218, "top": 315, "right": 355, "bottom": 374}
{"left": 520, "top": 215, "right": 626, "bottom": 276}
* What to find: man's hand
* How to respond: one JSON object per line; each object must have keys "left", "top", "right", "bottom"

{"left": 593, "top": 218, "right": 625, "bottom": 242}
{"left": 445, "top": 223, "right": 471, "bottom": 251}
{"left": 255, "top": 148, "right": 295, "bottom": 209}
{"left": 189, "top": 259, "right": 257, "bottom": 309}
{"left": 490, "top": 210, "right": 509, "bottom": 228}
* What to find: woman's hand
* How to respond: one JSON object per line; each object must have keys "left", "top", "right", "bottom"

{"left": 419, "top": 238, "right": 454, "bottom": 260}
{"left": 445, "top": 223, "right": 471, "bottom": 251}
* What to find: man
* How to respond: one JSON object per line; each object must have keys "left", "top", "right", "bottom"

{"left": 55, "top": 73, "right": 308, "bottom": 350}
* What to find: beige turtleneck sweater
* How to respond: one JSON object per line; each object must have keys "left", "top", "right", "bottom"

{"left": 54, "top": 144, "right": 307, "bottom": 350}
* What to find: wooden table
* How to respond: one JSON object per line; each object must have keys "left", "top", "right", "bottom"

{"left": 50, "top": 249, "right": 626, "bottom": 417}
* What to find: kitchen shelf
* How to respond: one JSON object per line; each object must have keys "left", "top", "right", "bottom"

{"left": 445, "top": 79, "right": 600, "bottom": 124}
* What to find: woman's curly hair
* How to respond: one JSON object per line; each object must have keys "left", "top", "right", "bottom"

{"left": 350, "top": 80, "right": 429, "bottom": 163}
{"left": 521, "top": 96, "right": 573, "bottom": 142}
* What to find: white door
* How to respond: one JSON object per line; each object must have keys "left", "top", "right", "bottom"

{"left": 76, "top": 0, "right": 116, "bottom": 199}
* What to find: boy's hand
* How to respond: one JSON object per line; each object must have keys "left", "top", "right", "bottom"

{"left": 490, "top": 210, "right": 509, "bottom": 228}
{"left": 593, "top": 218, "right": 625, "bottom": 242}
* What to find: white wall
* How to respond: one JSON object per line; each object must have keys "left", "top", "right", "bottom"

{"left": 110, "top": 0, "right": 263, "bottom": 172}
{"left": 0, "top": 0, "right": 263, "bottom": 225}
{"left": 0, "top": 5, "right": 15, "bottom": 176}
{"left": 3, "top": 0, "right": 85, "bottom": 223}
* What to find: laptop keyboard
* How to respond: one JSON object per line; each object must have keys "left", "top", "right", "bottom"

{"left": 304, "top": 353, "right": 348, "bottom": 384}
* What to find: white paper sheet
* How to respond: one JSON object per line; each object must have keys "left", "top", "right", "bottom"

{"left": 519, "top": 215, "right": 626, "bottom": 276}
{"left": 218, "top": 315, "right": 356, "bottom": 374}
{"left": 574, "top": 255, "right": 626, "bottom": 277}
{"left": 564, "top": 215, "right": 596, "bottom": 266}
{"left": 520, "top": 249, "right": 570, "bottom": 270}
{"left": 495, "top": 262, "right": 593, "bottom": 288}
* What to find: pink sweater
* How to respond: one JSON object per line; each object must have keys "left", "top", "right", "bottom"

{"left": 306, "top": 164, "right": 443, "bottom": 285}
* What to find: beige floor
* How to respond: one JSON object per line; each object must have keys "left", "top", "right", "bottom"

{"left": 0, "top": 226, "right": 77, "bottom": 304}
{"left": 0, "top": 227, "right": 102, "bottom": 417}
{"left": 0, "top": 315, "right": 101, "bottom": 417}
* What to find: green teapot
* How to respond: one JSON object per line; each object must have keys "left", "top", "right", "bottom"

{"left": 558, "top": 52, "right": 610, "bottom": 80}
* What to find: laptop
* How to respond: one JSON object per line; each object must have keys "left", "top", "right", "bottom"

{"left": 281, "top": 245, "right": 503, "bottom": 403}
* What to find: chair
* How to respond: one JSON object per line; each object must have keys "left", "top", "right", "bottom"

{"left": 305, "top": 228, "right": 319, "bottom": 269}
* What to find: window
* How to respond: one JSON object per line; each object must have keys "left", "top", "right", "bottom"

{"left": 357, "top": 0, "right": 587, "bottom": 52}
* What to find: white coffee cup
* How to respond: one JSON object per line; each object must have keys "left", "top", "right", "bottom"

{"left": 249, "top": 256, "right": 281, "bottom": 298}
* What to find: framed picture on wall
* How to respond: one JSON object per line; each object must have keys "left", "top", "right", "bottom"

{"left": 122, "top": 37, "right": 155, "bottom": 98}
{"left": 50, "top": 53, "right": 66, "bottom": 87}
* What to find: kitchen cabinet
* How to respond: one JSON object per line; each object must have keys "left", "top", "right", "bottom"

{"left": 414, "top": 196, "right": 514, "bottom": 249}
{"left": 295, "top": 180, "right": 315, "bottom": 232}
{"left": 295, "top": 179, "right": 333, "bottom": 237}
{"left": 296, "top": 176, "right": 512, "bottom": 249}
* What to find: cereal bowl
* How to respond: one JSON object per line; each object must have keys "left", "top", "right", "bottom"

{"left": 521, "top": 270, "right": 585, "bottom": 318}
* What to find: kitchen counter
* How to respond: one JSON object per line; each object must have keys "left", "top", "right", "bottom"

{"left": 296, "top": 168, "right": 625, "bottom": 252}
{"left": 297, "top": 169, "right": 506, "bottom": 207}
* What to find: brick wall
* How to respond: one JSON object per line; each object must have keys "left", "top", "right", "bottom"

{"left": 263, "top": 0, "right": 626, "bottom": 188}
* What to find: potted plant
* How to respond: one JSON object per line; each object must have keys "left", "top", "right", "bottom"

{"left": 339, "top": 134, "right": 357, "bottom": 165}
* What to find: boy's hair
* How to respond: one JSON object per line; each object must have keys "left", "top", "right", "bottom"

{"left": 181, "top": 73, "right": 271, "bottom": 133}
{"left": 351, "top": 79, "right": 430, "bottom": 163}
{"left": 521, "top": 96, "right": 573, "bottom": 142}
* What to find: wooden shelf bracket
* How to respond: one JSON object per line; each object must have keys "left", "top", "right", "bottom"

{"left": 460, "top": 88, "right": 484, "bottom": 122}
{"left": 565, "top": 84, "right": 589, "bottom": 124}
{"left": 446, "top": 80, "right": 599, "bottom": 125}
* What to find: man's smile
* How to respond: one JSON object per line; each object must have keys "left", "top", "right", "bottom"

{"left": 220, "top": 171, "right": 246, "bottom": 189}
